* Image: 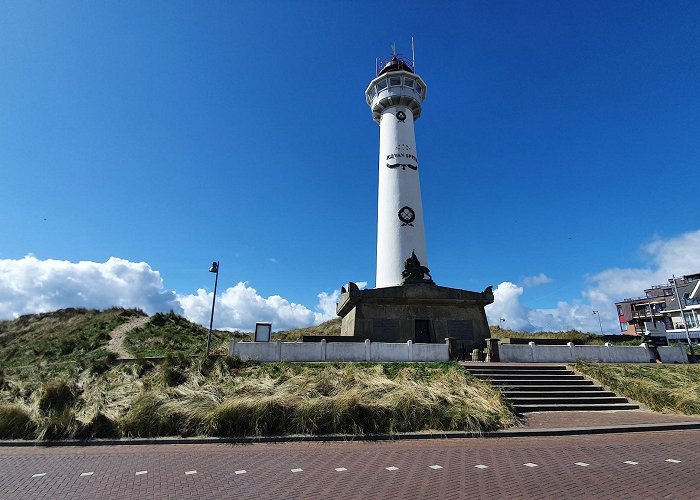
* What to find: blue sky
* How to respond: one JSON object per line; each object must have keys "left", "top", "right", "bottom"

{"left": 1, "top": 1, "right": 699, "bottom": 332}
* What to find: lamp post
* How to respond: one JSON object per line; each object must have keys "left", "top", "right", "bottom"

{"left": 500, "top": 318, "right": 506, "bottom": 329}
{"left": 592, "top": 310, "right": 604, "bottom": 336}
{"left": 671, "top": 274, "right": 695, "bottom": 363}
{"left": 206, "top": 261, "right": 219, "bottom": 357}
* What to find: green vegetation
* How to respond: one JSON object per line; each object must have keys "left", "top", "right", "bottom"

{"left": 0, "top": 307, "right": 145, "bottom": 369}
{"left": 489, "top": 326, "right": 641, "bottom": 345}
{"left": 575, "top": 362, "right": 700, "bottom": 414}
{"left": 273, "top": 318, "right": 341, "bottom": 341}
{"left": 123, "top": 311, "right": 249, "bottom": 357}
{"left": 0, "top": 358, "right": 515, "bottom": 439}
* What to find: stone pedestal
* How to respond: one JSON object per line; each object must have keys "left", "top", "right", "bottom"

{"left": 336, "top": 282, "right": 494, "bottom": 359}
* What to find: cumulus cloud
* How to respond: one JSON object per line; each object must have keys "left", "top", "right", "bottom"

{"left": 0, "top": 255, "right": 180, "bottom": 318}
{"left": 487, "top": 229, "right": 700, "bottom": 333}
{"left": 521, "top": 273, "right": 552, "bottom": 287}
{"left": 177, "top": 282, "right": 342, "bottom": 331}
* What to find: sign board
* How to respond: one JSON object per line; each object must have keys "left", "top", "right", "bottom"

{"left": 254, "top": 322, "right": 272, "bottom": 342}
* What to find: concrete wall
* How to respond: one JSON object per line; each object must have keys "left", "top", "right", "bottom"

{"left": 499, "top": 342, "right": 689, "bottom": 364}
{"left": 229, "top": 339, "right": 449, "bottom": 362}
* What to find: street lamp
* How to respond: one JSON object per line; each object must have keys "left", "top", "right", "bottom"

{"left": 592, "top": 310, "right": 604, "bottom": 336}
{"left": 206, "top": 261, "right": 219, "bottom": 357}
{"left": 500, "top": 318, "right": 506, "bottom": 329}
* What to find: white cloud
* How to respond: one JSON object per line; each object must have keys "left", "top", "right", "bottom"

{"left": 0, "top": 255, "right": 180, "bottom": 318}
{"left": 487, "top": 229, "right": 700, "bottom": 333}
{"left": 177, "top": 282, "right": 341, "bottom": 331}
{"left": 521, "top": 273, "right": 552, "bottom": 287}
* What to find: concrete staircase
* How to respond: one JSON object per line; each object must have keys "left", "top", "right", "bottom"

{"left": 463, "top": 364, "right": 639, "bottom": 413}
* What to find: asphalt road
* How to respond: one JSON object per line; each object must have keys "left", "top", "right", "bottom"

{"left": 1, "top": 430, "right": 698, "bottom": 499}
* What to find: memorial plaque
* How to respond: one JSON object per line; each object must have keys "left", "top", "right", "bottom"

{"left": 448, "top": 320, "right": 474, "bottom": 340}
{"left": 373, "top": 319, "right": 399, "bottom": 341}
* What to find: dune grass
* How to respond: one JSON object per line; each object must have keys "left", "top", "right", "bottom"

{"left": 0, "top": 358, "right": 516, "bottom": 439}
{"left": 273, "top": 318, "right": 341, "bottom": 341}
{"left": 490, "top": 326, "right": 641, "bottom": 345}
{"left": 0, "top": 307, "right": 145, "bottom": 369}
{"left": 574, "top": 362, "right": 700, "bottom": 414}
{"left": 123, "top": 311, "right": 249, "bottom": 357}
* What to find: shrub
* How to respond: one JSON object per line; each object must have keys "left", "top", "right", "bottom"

{"left": 0, "top": 404, "right": 36, "bottom": 439}
{"left": 79, "top": 412, "right": 119, "bottom": 439}
{"left": 38, "top": 380, "right": 78, "bottom": 413}
{"left": 36, "top": 409, "right": 82, "bottom": 440}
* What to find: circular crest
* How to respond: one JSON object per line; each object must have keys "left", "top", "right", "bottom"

{"left": 396, "top": 111, "right": 407, "bottom": 122}
{"left": 398, "top": 206, "right": 416, "bottom": 225}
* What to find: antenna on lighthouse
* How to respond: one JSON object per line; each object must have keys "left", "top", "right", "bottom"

{"left": 411, "top": 35, "right": 415, "bottom": 69}
{"left": 391, "top": 42, "right": 397, "bottom": 57}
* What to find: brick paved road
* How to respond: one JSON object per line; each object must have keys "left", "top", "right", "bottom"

{"left": 1, "top": 430, "right": 698, "bottom": 499}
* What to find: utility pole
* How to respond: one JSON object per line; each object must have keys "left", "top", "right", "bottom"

{"left": 592, "top": 310, "right": 604, "bottom": 336}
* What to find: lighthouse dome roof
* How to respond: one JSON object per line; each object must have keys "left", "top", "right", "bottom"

{"left": 377, "top": 55, "right": 414, "bottom": 76}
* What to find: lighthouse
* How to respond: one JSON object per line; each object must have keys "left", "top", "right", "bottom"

{"left": 366, "top": 55, "right": 429, "bottom": 288}
{"left": 336, "top": 48, "right": 493, "bottom": 355}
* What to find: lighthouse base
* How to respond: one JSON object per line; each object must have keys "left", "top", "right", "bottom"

{"left": 336, "top": 282, "right": 494, "bottom": 360}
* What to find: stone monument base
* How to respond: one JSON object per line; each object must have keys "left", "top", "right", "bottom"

{"left": 336, "top": 282, "right": 494, "bottom": 359}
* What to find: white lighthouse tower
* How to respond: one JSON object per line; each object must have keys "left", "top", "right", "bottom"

{"left": 366, "top": 54, "right": 429, "bottom": 288}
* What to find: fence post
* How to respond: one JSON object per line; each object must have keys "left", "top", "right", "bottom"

{"left": 276, "top": 340, "right": 282, "bottom": 362}
{"left": 229, "top": 340, "right": 235, "bottom": 357}
{"left": 486, "top": 338, "right": 500, "bottom": 362}
{"left": 365, "top": 339, "right": 371, "bottom": 361}
{"left": 320, "top": 339, "right": 327, "bottom": 362}
{"left": 407, "top": 340, "right": 414, "bottom": 362}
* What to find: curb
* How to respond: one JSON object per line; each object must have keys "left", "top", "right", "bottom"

{"left": 1, "top": 422, "right": 699, "bottom": 447}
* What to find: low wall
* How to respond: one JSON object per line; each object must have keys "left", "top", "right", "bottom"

{"left": 499, "top": 342, "right": 688, "bottom": 364}
{"left": 229, "top": 339, "right": 449, "bottom": 362}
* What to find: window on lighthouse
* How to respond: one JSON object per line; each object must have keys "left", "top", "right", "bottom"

{"left": 377, "top": 79, "right": 388, "bottom": 92}
{"left": 404, "top": 78, "right": 414, "bottom": 88}
{"left": 415, "top": 83, "right": 422, "bottom": 95}
{"left": 389, "top": 77, "right": 401, "bottom": 87}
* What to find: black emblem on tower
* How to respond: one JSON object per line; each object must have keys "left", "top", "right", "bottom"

{"left": 396, "top": 111, "right": 406, "bottom": 122}
{"left": 398, "top": 206, "right": 415, "bottom": 226}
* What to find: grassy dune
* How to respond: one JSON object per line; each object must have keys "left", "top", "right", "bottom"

{"left": 0, "top": 358, "right": 516, "bottom": 439}
{"left": 575, "top": 362, "right": 700, "bottom": 414}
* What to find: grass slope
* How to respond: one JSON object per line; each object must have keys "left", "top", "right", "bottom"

{"left": 489, "top": 326, "right": 641, "bottom": 345}
{"left": 575, "top": 362, "right": 700, "bottom": 414}
{"left": 0, "top": 308, "right": 145, "bottom": 369}
{"left": 123, "top": 311, "right": 249, "bottom": 357}
{"left": 0, "top": 358, "right": 516, "bottom": 439}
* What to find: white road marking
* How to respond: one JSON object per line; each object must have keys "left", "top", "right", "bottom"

{"left": 31, "top": 473, "right": 46, "bottom": 478}
{"left": 80, "top": 472, "right": 94, "bottom": 477}
{"left": 385, "top": 466, "right": 399, "bottom": 471}
{"left": 335, "top": 467, "right": 347, "bottom": 472}
{"left": 523, "top": 463, "right": 538, "bottom": 467}
{"left": 624, "top": 461, "right": 638, "bottom": 465}
{"left": 575, "top": 462, "right": 590, "bottom": 467}
{"left": 185, "top": 470, "right": 197, "bottom": 475}
{"left": 135, "top": 470, "right": 148, "bottom": 475}
{"left": 474, "top": 464, "right": 489, "bottom": 469}
{"left": 665, "top": 459, "right": 681, "bottom": 463}
{"left": 291, "top": 468, "right": 303, "bottom": 473}
{"left": 235, "top": 470, "right": 247, "bottom": 475}
{"left": 429, "top": 465, "right": 443, "bottom": 470}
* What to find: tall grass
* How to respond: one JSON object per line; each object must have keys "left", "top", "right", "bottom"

{"left": 575, "top": 362, "right": 700, "bottom": 414}
{"left": 1, "top": 358, "right": 516, "bottom": 439}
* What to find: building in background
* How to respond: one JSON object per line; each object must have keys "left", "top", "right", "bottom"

{"left": 615, "top": 273, "right": 700, "bottom": 341}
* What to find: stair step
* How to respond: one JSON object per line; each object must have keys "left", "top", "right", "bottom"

{"left": 468, "top": 371, "right": 575, "bottom": 377}
{"left": 504, "top": 391, "right": 616, "bottom": 398}
{"left": 488, "top": 379, "right": 594, "bottom": 386}
{"left": 473, "top": 374, "right": 582, "bottom": 380}
{"left": 462, "top": 364, "right": 568, "bottom": 370}
{"left": 509, "top": 397, "right": 629, "bottom": 405}
{"left": 514, "top": 403, "right": 640, "bottom": 412}
{"left": 500, "top": 385, "right": 604, "bottom": 392}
